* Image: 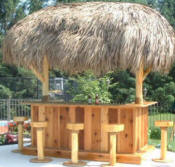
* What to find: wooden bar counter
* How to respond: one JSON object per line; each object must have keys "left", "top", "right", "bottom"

{"left": 22, "top": 101, "right": 156, "bottom": 164}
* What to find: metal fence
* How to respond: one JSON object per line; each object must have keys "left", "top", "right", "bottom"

{"left": 0, "top": 99, "right": 33, "bottom": 121}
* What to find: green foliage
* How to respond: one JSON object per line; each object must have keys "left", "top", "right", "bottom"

{"left": 0, "top": 134, "right": 6, "bottom": 145}
{"left": 150, "top": 127, "right": 161, "bottom": 139}
{"left": 0, "top": 85, "right": 12, "bottom": 98}
{"left": 66, "top": 71, "right": 112, "bottom": 103}
{"left": 108, "top": 70, "right": 136, "bottom": 104}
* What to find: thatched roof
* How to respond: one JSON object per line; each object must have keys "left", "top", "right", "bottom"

{"left": 3, "top": 2, "right": 175, "bottom": 75}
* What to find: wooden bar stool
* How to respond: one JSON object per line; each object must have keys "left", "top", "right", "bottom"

{"left": 30, "top": 122, "right": 52, "bottom": 163}
{"left": 12, "top": 116, "right": 28, "bottom": 153}
{"left": 153, "top": 121, "right": 173, "bottom": 163}
{"left": 63, "top": 123, "right": 86, "bottom": 167}
{"left": 102, "top": 124, "right": 124, "bottom": 167}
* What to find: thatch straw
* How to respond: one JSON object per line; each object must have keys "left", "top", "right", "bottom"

{"left": 2, "top": 2, "right": 175, "bottom": 75}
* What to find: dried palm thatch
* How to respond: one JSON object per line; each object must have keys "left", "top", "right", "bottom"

{"left": 3, "top": 2, "right": 175, "bottom": 75}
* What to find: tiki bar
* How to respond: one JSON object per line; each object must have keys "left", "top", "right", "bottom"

{"left": 2, "top": 2, "right": 175, "bottom": 165}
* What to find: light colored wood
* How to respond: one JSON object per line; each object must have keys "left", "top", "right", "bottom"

{"left": 38, "top": 106, "right": 46, "bottom": 147}
{"left": 25, "top": 101, "right": 157, "bottom": 108}
{"left": 18, "top": 123, "right": 23, "bottom": 150}
{"left": 84, "top": 107, "right": 92, "bottom": 151}
{"left": 12, "top": 116, "right": 27, "bottom": 152}
{"left": 138, "top": 109, "right": 142, "bottom": 150}
{"left": 31, "top": 122, "right": 48, "bottom": 128}
{"left": 143, "top": 66, "right": 152, "bottom": 81}
{"left": 63, "top": 160, "right": 86, "bottom": 166}
{"left": 110, "top": 133, "right": 117, "bottom": 165}
{"left": 103, "top": 124, "right": 124, "bottom": 133}
{"left": 133, "top": 110, "right": 138, "bottom": 152}
{"left": 69, "top": 107, "right": 76, "bottom": 149}
{"left": 67, "top": 123, "right": 84, "bottom": 131}
{"left": 31, "top": 106, "right": 39, "bottom": 147}
{"left": 155, "top": 121, "right": 173, "bottom": 128}
{"left": 161, "top": 127, "right": 167, "bottom": 160}
{"left": 72, "top": 131, "right": 79, "bottom": 163}
{"left": 42, "top": 56, "right": 49, "bottom": 96}
{"left": 29, "top": 65, "right": 45, "bottom": 83}
{"left": 37, "top": 128, "right": 45, "bottom": 160}
{"left": 30, "top": 157, "right": 52, "bottom": 163}
{"left": 53, "top": 107, "right": 60, "bottom": 148}
{"left": 101, "top": 107, "right": 109, "bottom": 152}
{"left": 45, "top": 107, "right": 53, "bottom": 148}
{"left": 135, "top": 61, "right": 144, "bottom": 104}
{"left": 153, "top": 122, "right": 173, "bottom": 163}
{"left": 23, "top": 146, "right": 142, "bottom": 164}
{"left": 14, "top": 116, "right": 27, "bottom": 122}
{"left": 30, "top": 121, "right": 52, "bottom": 163}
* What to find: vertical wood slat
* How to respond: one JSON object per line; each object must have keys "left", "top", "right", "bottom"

{"left": 133, "top": 109, "right": 138, "bottom": 153}
{"left": 76, "top": 107, "right": 84, "bottom": 150}
{"left": 45, "top": 107, "right": 53, "bottom": 148}
{"left": 60, "top": 107, "right": 69, "bottom": 149}
{"left": 100, "top": 107, "right": 108, "bottom": 152}
{"left": 117, "top": 109, "right": 121, "bottom": 153}
{"left": 138, "top": 108, "right": 142, "bottom": 151}
{"left": 84, "top": 107, "right": 92, "bottom": 151}
{"left": 53, "top": 107, "right": 60, "bottom": 149}
{"left": 144, "top": 108, "right": 148, "bottom": 146}
{"left": 141, "top": 108, "right": 145, "bottom": 147}
{"left": 38, "top": 105, "right": 46, "bottom": 147}
{"left": 68, "top": 106, "right": 76, "bottom": 149}
{"left": 119, "top": 109, "right": 133, "bottom": 153}
{"left": 32, "top": 106, "right": 39, "bottom": 147}
{"left": 91, "top": 108, "right": 101, "bottom": 151}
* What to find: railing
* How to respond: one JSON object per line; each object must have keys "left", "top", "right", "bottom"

{"left": 0, "top": 99, "right": 34, "bottom": 121}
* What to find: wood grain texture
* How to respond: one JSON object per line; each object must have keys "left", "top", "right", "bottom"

{"left": 32, "top": 106, "right": 39, "bottom": 146}
{"left": 84, "top": 107, "right": 92, "bottom": 151}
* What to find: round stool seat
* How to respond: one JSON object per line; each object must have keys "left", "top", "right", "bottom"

{"left": 155, "top": 121, "right": 173, "bottom": 128}
{"left": 31, "top": 122, "right": 48, "bottom": 128}
{"left": 13, "top": 117, "right": 28, "bottom": 122}
{"left": 103, "top": 124, "right": 124, "bottom": 133}
{"left": 67, "top": 123, "right": 84, "bottom": 131}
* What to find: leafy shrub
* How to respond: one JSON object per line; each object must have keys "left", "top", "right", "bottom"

{"left": 150, "top": 127, "right": 161, "bottom": 139}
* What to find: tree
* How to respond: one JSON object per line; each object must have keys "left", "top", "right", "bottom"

{"left": 158, "top": 0, "right": 175, "bottom": 28}
{"left": 65, "top": 71, "right": 112, "bottom": 103}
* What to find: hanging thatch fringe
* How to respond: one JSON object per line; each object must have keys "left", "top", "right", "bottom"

{"left": 2, "top": 2, "right": 175, "bottom": 75}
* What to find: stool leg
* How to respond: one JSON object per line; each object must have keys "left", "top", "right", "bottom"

{"left": 161, "top": 127, "right": 167, "bottom": 160}
{"left": 63, "top": 130, "right": 86, "bottom": 166}
{"left": 110, "top": 133, "right": 116, "bottom": 166}
{"left": 152, "top": 127, "right": 171, "bottom": 163}
{"left": 30, "top": 127, "right": 52, "bottom": 163}
{"left": 72, "top": 131, "right": 78, "bottom": 164}
{"left": 37, "top": 128, "right": 44, "bottom": 160}
{"left": 18, "top": 122, "right": 23, "bottom": 151}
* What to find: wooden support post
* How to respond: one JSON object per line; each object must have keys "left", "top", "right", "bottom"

{"left": 135, "top": 61, "right": 152, "bottom": 104}
{"left": 37, "top": 128, "right": 44, "bottom": 160}
{"left": 72, "top": 131, "right": 78, "bottom": 163}
{"left": 30, "top": 122, "right": 52, "bottom": 163}
{"left": 109, "top": 133, "right": 117, "bottom": 165}
{"left": 12, "top": 117, "right": 27, "bottom": 153}
{"left": 135, "top": 62, "right": 144, "bottom": 104}
{"left": 42, "top": 56, "right": 49, "bottom": 99}
{"left": 18, "top": 123, "right": 23, "bottom": 151}
{"left": 161, "top": 127, "right": 167, "bottom": 160}
{"left": 153, "top": 121, "right": 173, "bottom": 163}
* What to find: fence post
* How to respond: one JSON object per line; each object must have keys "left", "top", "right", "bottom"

{"left": 7, "top": 98, "right": 11, "bottom": 121}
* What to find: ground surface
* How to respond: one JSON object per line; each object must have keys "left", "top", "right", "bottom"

{"left": 0, "top": 144, "right": 175, "bottom": 167}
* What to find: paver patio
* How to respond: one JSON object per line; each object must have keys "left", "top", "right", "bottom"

{"left": 0, "top": 144, "right": 174, "bottom": 167}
